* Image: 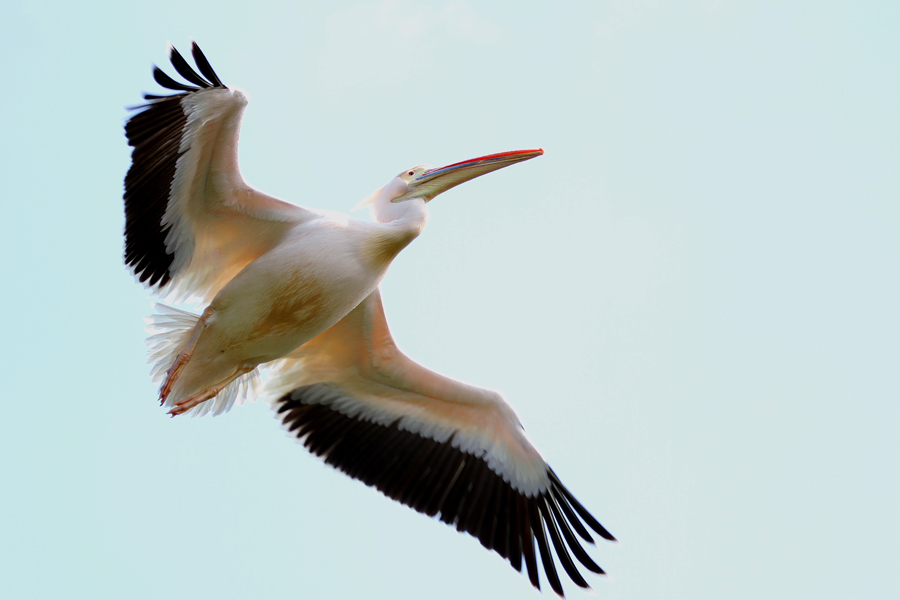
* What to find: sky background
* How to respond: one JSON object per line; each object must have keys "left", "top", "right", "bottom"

{"left": 1, "top": 1, "right": 898, "bottom": 599}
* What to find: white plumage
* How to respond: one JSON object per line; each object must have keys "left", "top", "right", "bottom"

{"left": 124, "top": 42, "right": 615, "bottom": 596}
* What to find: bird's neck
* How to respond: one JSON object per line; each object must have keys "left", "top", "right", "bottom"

{"left": 365, "top": 198, "right": 429, "bottom": 266}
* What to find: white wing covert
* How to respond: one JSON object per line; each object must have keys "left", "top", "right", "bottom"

{"left": 267, "top": 290, "right": 615, "bottom": 596}
{"left": 123, "top": 42, "right": 318, "bottom": 302}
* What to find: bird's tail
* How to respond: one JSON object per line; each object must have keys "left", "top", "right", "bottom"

{"left": 145, "top": 304, "right": 260, "bottom": 417}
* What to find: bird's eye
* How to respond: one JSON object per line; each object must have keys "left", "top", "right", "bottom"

{"left": 408, "top": 171, "right": 414, "bottom": 176}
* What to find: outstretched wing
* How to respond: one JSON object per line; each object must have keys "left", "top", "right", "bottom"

{"left": 266, "top": 290, "right": 615, "bottom": 596}
{"left": 124, "top": 42, "right": 318, "bottom": 302}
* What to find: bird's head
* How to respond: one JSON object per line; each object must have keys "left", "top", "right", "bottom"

{"left": 357, "top": 149, "right": 544, "bottom": 223}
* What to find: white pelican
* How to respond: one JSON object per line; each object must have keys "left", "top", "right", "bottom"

{"left": 124, "top": 42, "right": 616, "bottom": 596}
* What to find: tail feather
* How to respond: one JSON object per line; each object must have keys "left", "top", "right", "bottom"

{"left": 144, "top": 303, "right": 259, "bottom": 417}
{"left": 145, "top": 303, "right": 197, "bottom": 385}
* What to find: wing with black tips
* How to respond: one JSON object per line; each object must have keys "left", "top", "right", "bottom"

{"left": 267, "top": 290, "right": 616, "bottom": 595}
{"left": 123, "top": 42, "right": 318, "bottom": 302}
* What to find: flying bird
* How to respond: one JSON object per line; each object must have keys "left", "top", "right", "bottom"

{"left": 124, "top": 42, "right": 616, "bottom": 596}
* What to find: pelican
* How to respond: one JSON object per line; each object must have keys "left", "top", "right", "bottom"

{"left": 124, "top": 42, "right": 616, "bottom": 596}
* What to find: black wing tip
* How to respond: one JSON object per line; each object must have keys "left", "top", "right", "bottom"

{"left": 548, "top": 469, "right": 617, "bottom": 543}
{"left": 190, "top": 40, "right": 225, "bottom": 87}
{"left": 276, "top": 387, "right": 613, "bottom": 594}
{"left": 137, "top": 94, "right": 183, "bottom": 102}
{"left": 151, "top": 64, "right": 196, "bottom": 93}
{"left": 146, "top": 41, "right": 225, "bottom": 98}
{"left": 168, "top": 43, "right": 214, "bottom": 88}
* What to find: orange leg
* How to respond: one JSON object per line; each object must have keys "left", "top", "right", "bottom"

{"left": 159, "top": 306, "right": 216, "bottom": 404}
{"left": 167, "top": 366, "right": 255, "bottom": 417}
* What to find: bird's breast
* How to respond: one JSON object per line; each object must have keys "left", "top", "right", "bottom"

{"left": 208, "top": 224, "right": 388, "bottom": 362}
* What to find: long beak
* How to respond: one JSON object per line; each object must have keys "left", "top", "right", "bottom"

{"left": 399, "top": 148, "right": 544, "bottom": 202}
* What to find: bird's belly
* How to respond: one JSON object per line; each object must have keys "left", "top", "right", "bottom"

{"left": 204, "top": 239, "right": 382, "bottom": 364}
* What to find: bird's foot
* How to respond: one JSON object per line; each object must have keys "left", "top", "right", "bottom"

{"left": 166, "top": 365, "right": 254, "bottom": 417}
{"left": 158, "top": 306, "right": 216, "bottom": 405}
{"left": 167, "top": 387, "right": 217, "bottom": 417}
{"left": 159, "top": 351, "right": 192, "bottom": 404}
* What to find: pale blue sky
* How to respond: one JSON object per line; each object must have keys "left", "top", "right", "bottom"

{"left": 1, "top": 1, "right": 898, "bottom": 599}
